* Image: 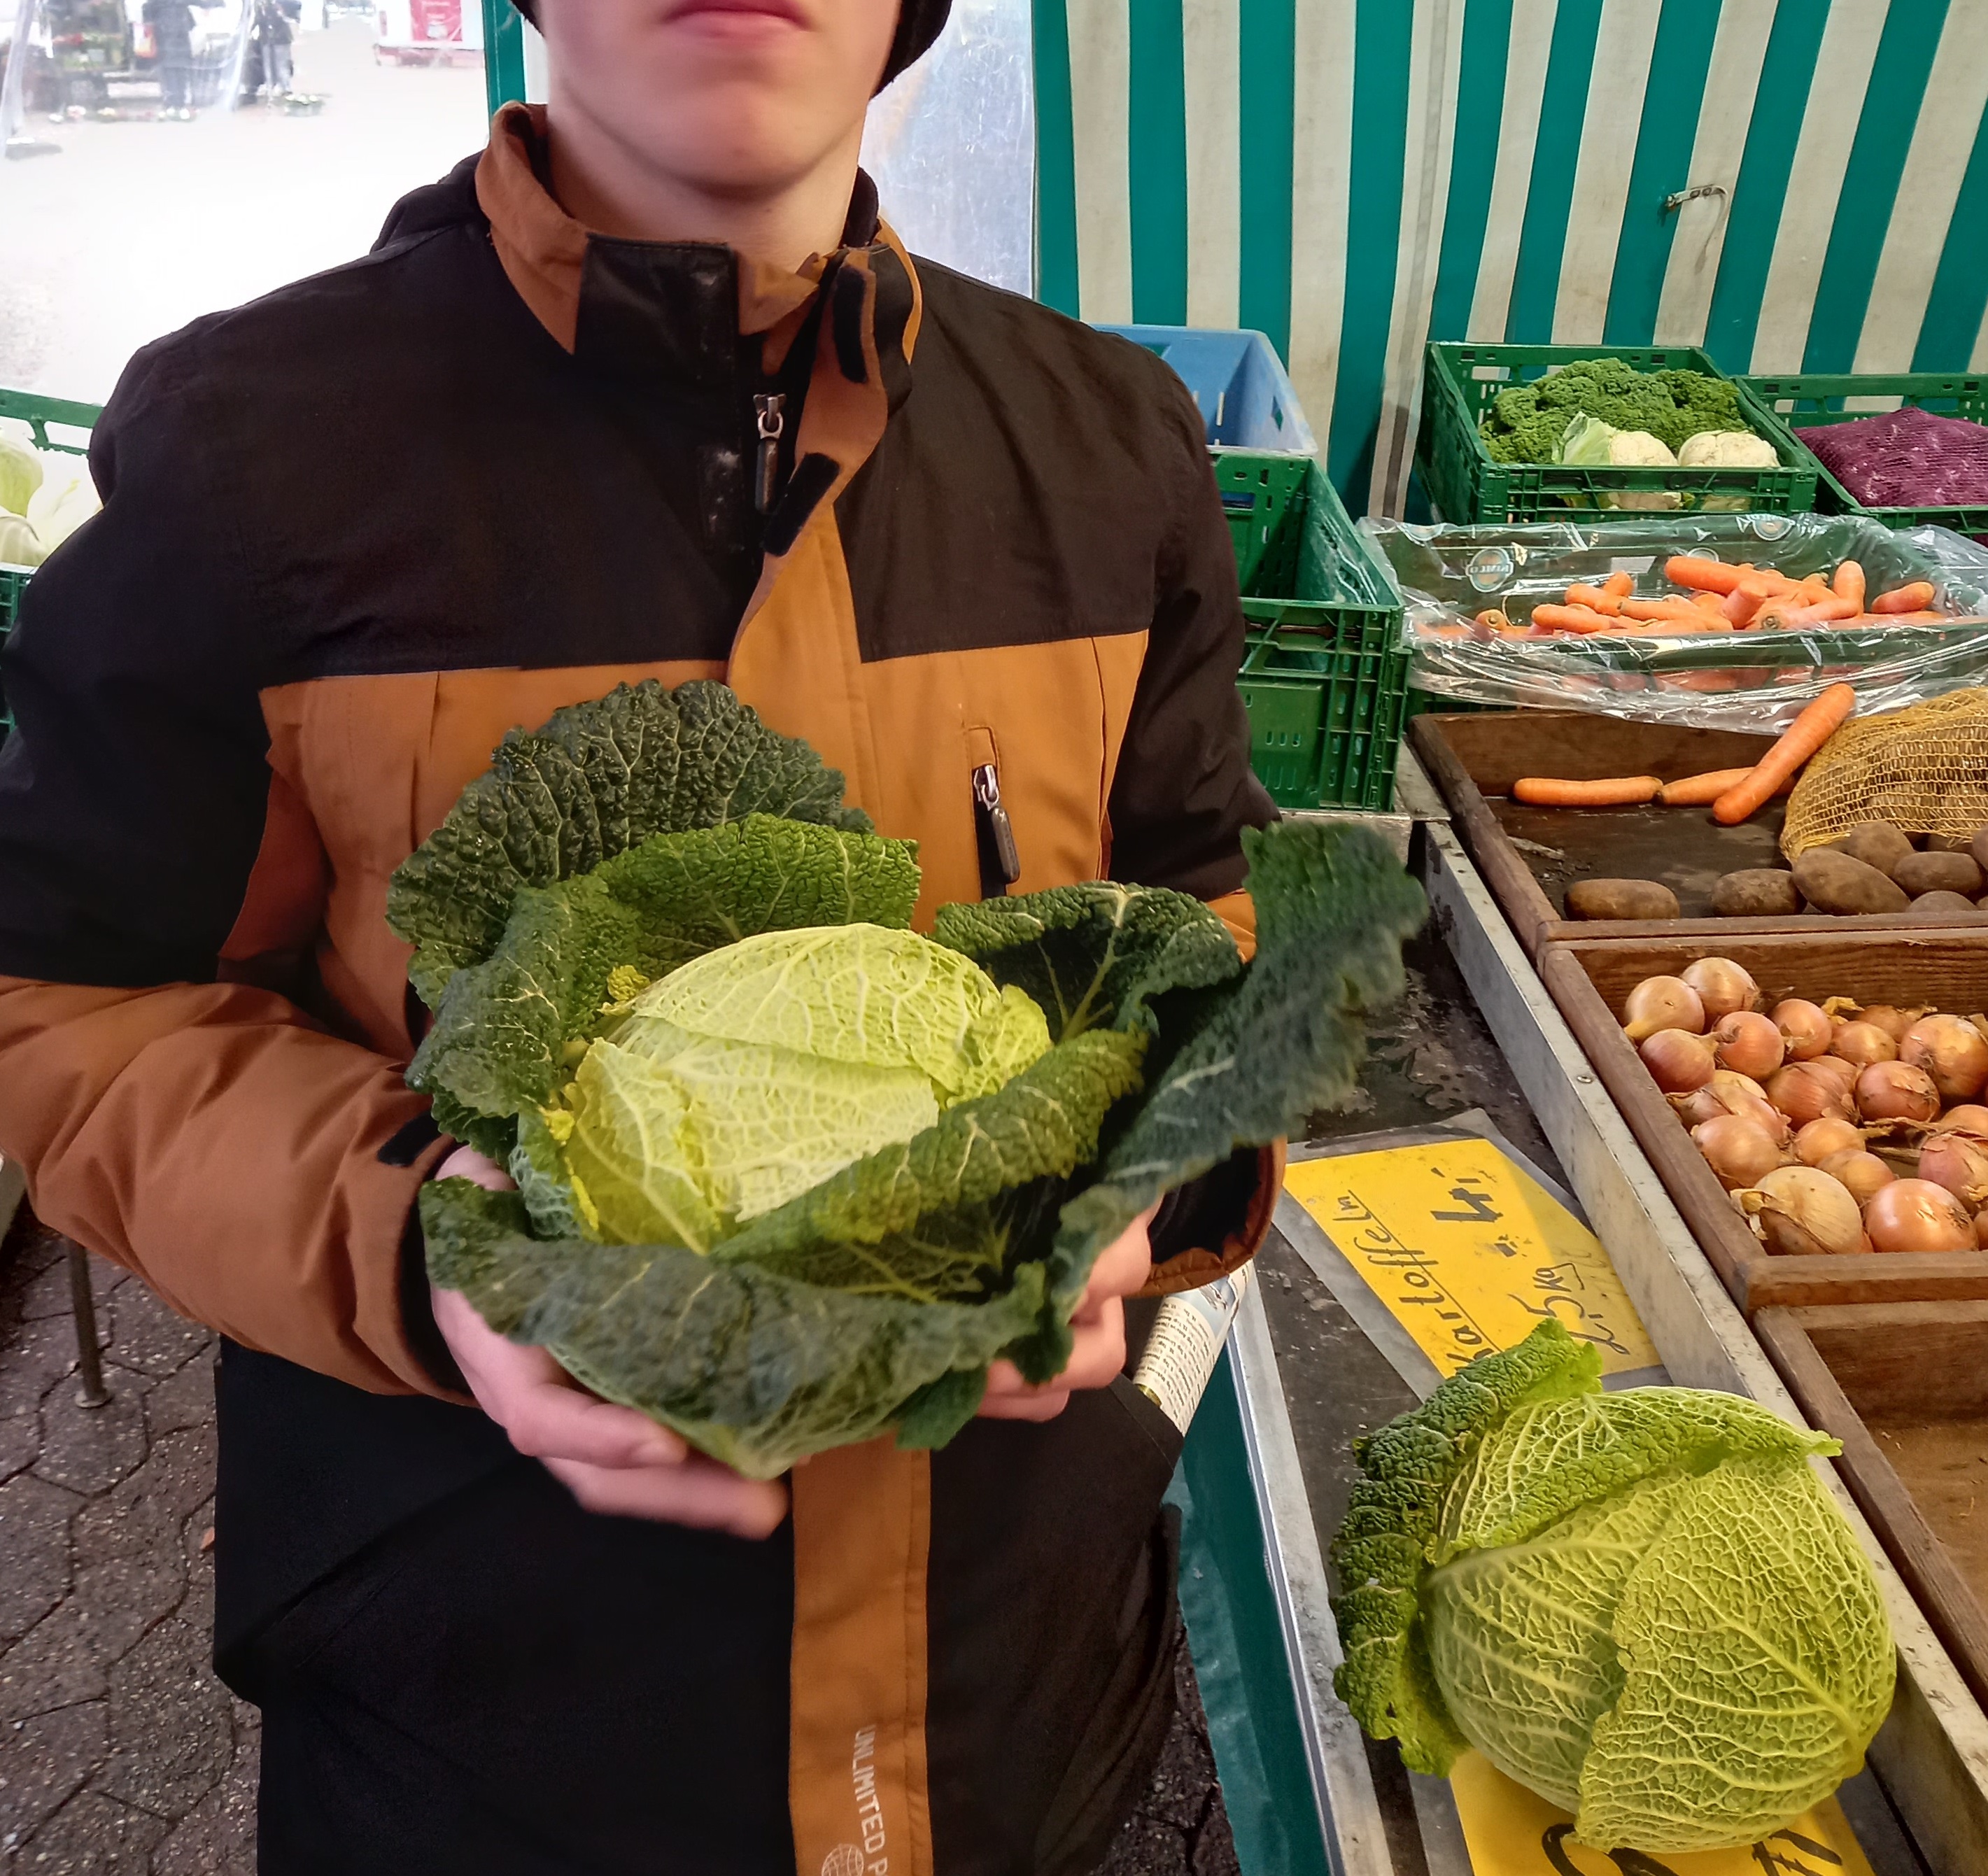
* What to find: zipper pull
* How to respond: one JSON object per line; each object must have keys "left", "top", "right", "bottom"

{"left": 753, "top": 393, "right": 787, "bottom": 514}
{"left": 972, "top": 763, "right": 1021, "bottom": 891}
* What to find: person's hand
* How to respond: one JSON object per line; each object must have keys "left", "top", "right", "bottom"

{"left": 976, "top": 1206, "right": 1157, "bottom": 1424}
{"left": 429, "top": 1144, "right": 788, "bottom": 1537}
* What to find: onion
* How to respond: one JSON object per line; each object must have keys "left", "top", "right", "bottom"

{"left": 1856, "top": 1061, "right": 1943, "bottom": 1124}
{"left": 1901, "top": 1015, "right": 1988, "bottom": 1102}
{"left": 1917, "top": 1132, "right": 1988, "bottom": 1208}
{"left": 1829, "top": 1021, "right": 1898, "bottom": 1068}
{"left": 1795, "top": 1117, "right": 1868, "bottom": 1166}
{"left": 1682, "top": 957, "right": 1760, "bottom": 1023}
{"left": 1865, "top": 1178, "right": 1978, "bottom": 1255}
{"left": 1772, "top": 999, "right": 1834, "bottom": 1062}
{"left": 1622, "top": 975, "right": 1707, "bottom": 1043}
{"left": 1978, "top": 1210, "right": 1988, "bottom": 1252}
{"left": 1640, "top": 1029, "right": 1717, "bottom": 1094}
{"left": 1854, "top": 1003, "right": 1926, "bottom": 1043}
{"left": 1764, "top": 1062, "right": 1857, "bottom": 1128}
{"left": 1819, "top": 1148, "right": 1894, "bottom": 1206}
{"left": 1806, "top": 1055, "right": 1861, "bottom": 1097}
{"left": 1674, "top": 1072, "right": 1792, "bottom": 1143}
{"left": 1693, "top": 1115, "right": 1788, "bottom": 1190}
{"left": 1737, "top": 1166, "right": 1869, "bottom": 1256}
{"left": 1933, "top": 1104, "right": 1988, "bottom": 1137}
{"left": 1713, "top": 1011, "right": 1784, "bottom": 1080}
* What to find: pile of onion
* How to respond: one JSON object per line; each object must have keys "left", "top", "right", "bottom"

{"left": 1619, "top": 969, "right": 1988, "bottom": 1257}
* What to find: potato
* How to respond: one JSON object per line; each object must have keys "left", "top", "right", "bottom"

{"left": 1836, "top": 821, "right": 1915, "bottom": 877}
{"left": 1907, "top": 891, "right": 1987, "bottom": 922}
{"left": 1791, "top": 847, "right": 1910, "bottom": 915}
{"left": 1893, "top": 849, "right": 1985, "bottom": 898}
{"left": 1711, "top": 869, "right": 1801, "bottom": 917}
{"left": 1973, "top": 826, "right": 1988, "bottom": 874}
{"left": 1564, "top": 878, "right": 1680, "bottom": 922}
{"left": 1928, "top": 833, "right": 1975, "bottom": 852}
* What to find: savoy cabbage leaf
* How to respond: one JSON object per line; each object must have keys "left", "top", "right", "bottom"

{"left": 388, "top": 681, "right": 874, "bottom": 1007}
{"left": 1329, "top": 1318, "right": 1895, "bottom": 1856}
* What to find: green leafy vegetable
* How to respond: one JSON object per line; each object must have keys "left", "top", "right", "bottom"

{"left": 1330, "top": 1319, "right": 1895, "bottom": 1855}
{"left": 1480, "top": 358, "right": 1753, "bottom": 465}
{"left": 397, "top": 681, "right": 1427, "bottom": 1476}
{"left": 0, "top": 435, "right": 43, "bottom": 519}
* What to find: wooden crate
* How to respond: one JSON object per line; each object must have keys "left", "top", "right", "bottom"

{"left": 1408, "top": 710, "right": 1960, "bottom": 959}
{"left": 1542, "top": 929, "right": 1988, "bottom": 1311}
{"left": 1756, "top": 1301, "right": 1988, "bottom": 1715}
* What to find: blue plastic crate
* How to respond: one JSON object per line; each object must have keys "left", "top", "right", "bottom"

{"left": 1098, "top": 323, "right": 1317, "bottom": 455}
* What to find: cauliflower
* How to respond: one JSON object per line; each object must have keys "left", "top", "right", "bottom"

{"left": 0, "top": 513, "right": 44, "bottom": 570}
{"left": 1479, "top": 358, "right": 1755, "bottom": 463}
{"left": 1554, "top": 412, "right": 1682, "bottom": 510}
{"left": 1677, "top": 430, "right": 1782, "bottom": 510}
{"left": 0, "top": 437, "right": 43, "bottom": 519}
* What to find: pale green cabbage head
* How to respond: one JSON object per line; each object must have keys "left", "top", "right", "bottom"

{"left": 0, "top": 436, "right": 43, "bottom": 518}
{"left": 1332, "top": 1320, "right": 1895, "bottom": 1855}
{"left": 1556, "top": 411, "right": 1683, "bottom": 510}
{"left": 516, "top": 924, "right": 1052, "bottom": 1248}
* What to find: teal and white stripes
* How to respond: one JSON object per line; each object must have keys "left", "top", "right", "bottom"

{"left": 1036, "top": 0, "right": 1988, "bottom": 516}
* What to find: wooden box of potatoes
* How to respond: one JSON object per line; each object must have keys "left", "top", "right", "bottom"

{"left": 1540, "top": 931, "right": 1988, "bottom": 1311}
{"left": 1756, "top": 1302, "right": 1988, "bottom": 1714}
{"left": 1409, "top": 710, "right": 1986, "bottom": 959}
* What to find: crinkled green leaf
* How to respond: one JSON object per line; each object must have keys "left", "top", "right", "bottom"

{"left": 1576, "top": 1455, "right": 1895, "bottom": 1855}
{"left": 422, "top": 1180, "right": 1041, "bottom": 1480}
{"left": 388, "top": 681, "right": 875, "bottom": 1006}
{"left": 1022, "top": 821, "right": 1427, "bottom": 1379}
{"left": 933, "top": 881, "right": 1241, "bottom": 1040}
{"left": 407, "top": 817, "right": 918, "bottom": 1155}
{"left": 1329, "top": 1319, "right": 1604, "bottom": 1776}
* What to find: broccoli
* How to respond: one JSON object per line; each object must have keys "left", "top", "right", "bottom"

{"left": 1479, "top": 358, "right": 1753, "bottom": 463}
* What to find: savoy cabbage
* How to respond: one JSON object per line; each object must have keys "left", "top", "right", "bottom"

{"left": 390, "top": 680, "right": 1427, "bottom": 1476}
{"left": 1330, "top": 1318, "right": 1895, "bottom": 1854}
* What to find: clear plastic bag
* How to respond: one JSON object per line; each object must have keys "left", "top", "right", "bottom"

{"left": 1363, "top": 513, "right": 1988, "bottom": 731}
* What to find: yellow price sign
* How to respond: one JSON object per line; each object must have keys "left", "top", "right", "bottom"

{"left": 1283, "top": 1139, "right": 1659, "bottom": 1380}
{"left": 1449, "top": 1751, "right": 1875, "bottom": 1876}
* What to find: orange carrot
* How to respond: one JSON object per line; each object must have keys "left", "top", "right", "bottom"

{"left": 1712, "top": 684, "right": 1857, "bottom": 826}
{"left": 1659, "top": 768, "right": 1795, "bottom": 805}
{"left": 1691, "top": 588, "right": 1729, "bottom": 612}
{"left": 1665, "top": 556, "right": 1746, "bottom": 594}
{"left": 1723, "top": 578, "right": 1775, "bottom": 627}
{"left": 1530, "top": 603, "right": 1616, "bottom": 634}
{"left": 1566, "top": 582, "right": 1625, "bottom": 616}
{"left": 1513, "top": 775, "right": 1664, "bottom": 807}
{"left": 1776, "top": 593, "right": 1861, "bottom": 628}
{"left": 1872, "top": 581, "right": 1937, "bottom": 614}
{"left": 1619, "top": 598, "right": 1709, "bottom": 623}
{"left": 1832, "top": 560, "right": 1866, "bottom": 609}
{"left": 1602, "top": 570, "right": 1634, "bottom": 599}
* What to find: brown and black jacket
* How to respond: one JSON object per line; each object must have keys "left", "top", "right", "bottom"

{"left": 0, "top": 108, "right": 1278, "bottom": 1873}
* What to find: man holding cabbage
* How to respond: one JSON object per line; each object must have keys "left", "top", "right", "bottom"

{"left": 0, "top": 2, "right": 1280, "bottom": 1870}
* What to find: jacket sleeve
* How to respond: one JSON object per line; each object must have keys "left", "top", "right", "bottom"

{"left": 1108, "top": 373, "right": 1283, "bottom": 1292}
{"left": 0, "top": 337, "right": 457, "bottom": 1398}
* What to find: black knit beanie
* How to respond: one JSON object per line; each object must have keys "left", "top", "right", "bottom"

{"left": 509, "top": 1, "right": 952, "bottom": 88}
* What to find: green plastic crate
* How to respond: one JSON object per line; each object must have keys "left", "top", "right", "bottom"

{"left": 1738, "top": 371, "right": 1988, "bottom": 537}
{"left": 1418, "top": 342, "right": 1820, "bottom": 524}
{"left": 0, "top": 389, "right": 101, "bottom": 742}
{"left": 1215, "top": 450, "right": 1311, "bottom": 593}
{"left": 1225, "top": 459, "right": 1409, "bottom": 813}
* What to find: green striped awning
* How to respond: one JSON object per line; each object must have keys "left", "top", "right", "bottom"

{"left": 1035, "top": 0, "right": 1988, "bottom": 516}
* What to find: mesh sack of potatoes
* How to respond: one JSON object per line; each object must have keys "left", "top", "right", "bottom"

{"left": 1782, "top": 689, "right": 1988, "bottom": 859}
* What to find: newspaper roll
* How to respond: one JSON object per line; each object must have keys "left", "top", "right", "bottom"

{"left": 1133, "top": 1263, "right": 1255, "bottom": 1434}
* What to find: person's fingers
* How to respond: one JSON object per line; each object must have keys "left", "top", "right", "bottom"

{"left": 973, "top": 1375, "right": 1072, "bottom": 1423}
{"left": 436, "top": 1143, "right": 515, "bottom": 1192}
{"left": 432, "top": 1287, "right": 686, "bottom": 1469}
{"left": 1055, "top": 1298, "right": 1128, "bottom": 1393}
{"left": 1083, "top": 1209, "right": 1157, "bottom": 1308}
{"left": 543, "top": 1455, "right": 790, "bottom": 1537}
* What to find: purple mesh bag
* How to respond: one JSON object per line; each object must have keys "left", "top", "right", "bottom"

{"left": 1796, "top": 404, "right": 1988, "bottom": 509}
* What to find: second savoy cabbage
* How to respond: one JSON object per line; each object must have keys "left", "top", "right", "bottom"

{"left": 1332, "top": 1320, "right": 1894, "bottom": 1854}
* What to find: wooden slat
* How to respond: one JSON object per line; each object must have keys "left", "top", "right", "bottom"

{"left": 1759, "top": 1304, "right": 1988, "bottom": 1718}
{"left": 1542, "top": 935, "right": 1988, "bottom": 1311}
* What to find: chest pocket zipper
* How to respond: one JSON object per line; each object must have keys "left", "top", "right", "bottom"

{"left": 971, "top": 761, "right": 1021, "bottom": 900}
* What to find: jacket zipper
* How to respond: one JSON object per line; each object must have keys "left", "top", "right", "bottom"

{"left": 753, "top": 393, "right": 787, "bottom": 514}
{"left": 972, "top": 761, "right": 1021, "bottom": 896}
